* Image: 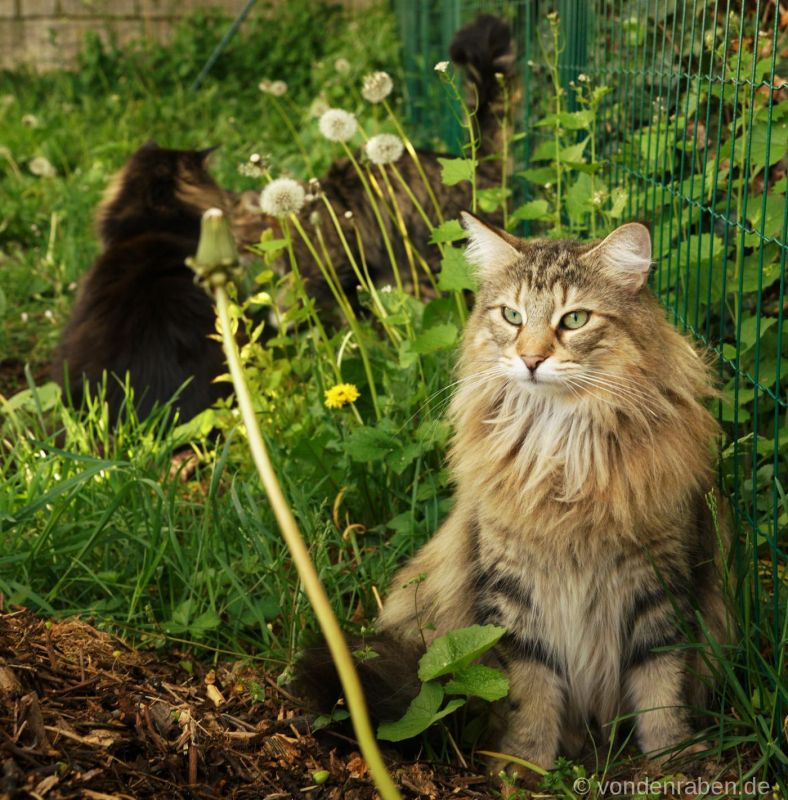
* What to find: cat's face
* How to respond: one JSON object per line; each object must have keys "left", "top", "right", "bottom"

{"left": 462, "top": 214, "right": 653, "bottom": 399}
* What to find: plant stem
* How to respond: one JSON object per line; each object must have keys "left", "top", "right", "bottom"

{"left": 382, "top": 98, "right": 444, "bottom": 224}
{"left": 289, "top": 215, "right": 382, "bottom": 420}
{"left": 269, "top": 95, "right": 314, "bottom": 174}
{"left": 210, "top": 285, "right": 400, "bottom": 800}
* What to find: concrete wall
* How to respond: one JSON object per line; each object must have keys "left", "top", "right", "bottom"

{"left": 1, "top": 0, "right": 360, "bottom": 70}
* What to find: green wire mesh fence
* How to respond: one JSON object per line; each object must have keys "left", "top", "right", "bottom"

{"left": 394, "top": 0, "right": 785, "bottom": 710}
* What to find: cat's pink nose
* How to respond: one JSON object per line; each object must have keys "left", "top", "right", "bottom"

{"left": 521, "top": 355, "right": 546, "bottom": 372}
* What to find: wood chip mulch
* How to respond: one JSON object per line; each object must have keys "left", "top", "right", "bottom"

{"left": 0, "top": 609, "right": 493, "bottom": 799}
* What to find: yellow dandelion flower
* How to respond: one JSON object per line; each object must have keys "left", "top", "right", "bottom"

{"left": 324, "top": 383, "right": 360, "bottom": 409}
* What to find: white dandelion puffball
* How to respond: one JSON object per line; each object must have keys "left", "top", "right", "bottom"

{"left": 259, "top": 79, "right": 287, "bottom": 96}
{"left": 319, "top": 108, "right": 358, "bottom": 142}
{"left": 334, "top": 57, "right": 351, "bottom": 75}
{"left": 361, "top": 71, "right": 393, "bottom": 103}
{"left": 29, "top": 156, "right": 56, "bottom": 178}
{"left": 260, "top": 177, "right": 305, "bottom": 217}
{"left": 365, "top": 133, "right": 404, "bottom": 165}
{"left": 434, "top": 61, "right": 450, "bottom": 73}
{"left": 309, "top": 96, "right": 330, "bottom": 118}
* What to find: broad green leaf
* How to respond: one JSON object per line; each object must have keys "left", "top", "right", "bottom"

{"left": 345, "top": 424, "right": 400, "bottom": 462}
{"left": 438, "top": 157, "right": 477, "bottom": 186}
{"left": 444, "top": 663, "right": 509, "bottom": 701}
{"left": 560, "top": 136, "right": 589, "bottom": 163}
{"left": 741, "top": 114, "right": 788, "bottom": 170}
{"left": 254, "top": 238, "right": 288, "bottom": 252}
{"left": 737, "top": 316, "right": 776, "bottom": 355}
{"left": 377, "top": 681, "right": 465, "bottom": 741}
{"left": 418, "top": 624, "right": 507, "bottom": 681}
{"left": 566, "top": 173, "right": 593, "bottom": 223}
{"left": 530, "top": 139, "right": 557, "bottom": 162}
{"left": 313, "top": 709, "right": 349, "bottom": 731}
{"left": 4, "top": 382, "right": 62, "bottom": 414}
{"left": 477, "top": 186, "right": 510, "bottom": 213}
{"left": 519, "top": 166, "right": 557, "bottom": 184}
{"left": 510, "top": 199, "right": 549, "bottom": 223}
{"left": 429, "top": 219, "right": 466, "bottom": 244}
{"left": 608, "top": 187, "right": 628, "bottom": 219}
{"left": 534, "top": 110, "right": 593, "bottom": 130}
{"left": 738, "top": 248, "right": 782, "bottom": 294}
{"left": 399, "top": 323, "right": 458, "bottom": 367}
{"left": 438, "top": 248, "right": 477, "bottom": 293}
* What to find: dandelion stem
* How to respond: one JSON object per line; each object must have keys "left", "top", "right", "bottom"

{"left": 340, "top": 144, "right": 405, "bottom": 298}
{"left": 281, "top": 218, "right": 339, "bottom": 380}
{"left": 382, "top": 98, "right": 444, "bottom": 225}
{"left": 213, "top": 285, "right": 398, "bottom": 799}
{"left": 289, "top": 215, "right": 381, "bottom": 420}
{"left": 268, "top": 95, "right": 314, "bottom": 174}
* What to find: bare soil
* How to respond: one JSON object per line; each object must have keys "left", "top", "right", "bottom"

{"left": 0, "top": 609, "right": 492, "bottom": 799}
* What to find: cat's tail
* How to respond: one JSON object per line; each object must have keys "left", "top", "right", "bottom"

{"left": 293, "top": 632, "right": 423, "bottom": 723}
{"left": 449, "top": 13, "right": 518, "bottom": 156}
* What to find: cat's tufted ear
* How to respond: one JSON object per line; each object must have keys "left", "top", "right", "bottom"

{"left": 460, "top": 211, "right": 520, "bottom": 279}
{"left": 580, "top": 222, "right": 652, "bottom": 292}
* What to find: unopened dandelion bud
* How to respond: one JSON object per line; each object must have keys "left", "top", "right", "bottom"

{"left": 186, "top": 208, "right": 240, "bottom": 292}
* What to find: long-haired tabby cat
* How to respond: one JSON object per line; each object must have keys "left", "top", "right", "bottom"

{"left": 237, "top": 13, "right": 518, "bottom": 314}
{"left": 51, "top": 142, "right": 232, "bottom": 422}
{"left": 297, "top": 215, "right": 729, "bottom": 771}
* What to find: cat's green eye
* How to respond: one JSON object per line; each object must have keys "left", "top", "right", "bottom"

{"left": 560, "top": 310, "right": 590, "bottom": 330}
{"left": 501, "top": 306, "right": 523, "bottom": 326}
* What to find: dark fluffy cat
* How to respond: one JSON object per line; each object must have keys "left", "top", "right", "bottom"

{"left": 237, "top": 14, "right": 518, "bottom": 314}
{"left": 52, "top": 143, "right": 232, "bottom": 422}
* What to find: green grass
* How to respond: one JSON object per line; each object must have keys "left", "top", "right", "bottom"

{"left": 0, "top": 1, "right": 785, "bottom": 791}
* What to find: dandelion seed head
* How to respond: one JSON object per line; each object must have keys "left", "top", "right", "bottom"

{"left": 365, "top": 133, "right": 404, "bottom": 165}
{"left": 309, "top": 97, "right": 330, "bottom": 118}
{"left": 361, "top": 71, "right": 393, "bottom": 103}
{"left": 260, "top": 177, "right": 305, "bottom": 217}
{"left": 334, "top": 57, "right": 351, "bottom": 75}
{"left": 259, "top": 79, "right": 287, "bottom": 96}
{"left": 344, "top": 210, "right": 353, "bottom": 219}
{"left": 29, "top": 156, "right": 56, "bottom": 178}
{"left": 22, "top": 113, "right": 39, "bottom": 127}
{"left": 318, "top": 108, "right": 358, "bottom": 142}
{"left": 44, "top": 309, "right": 54, "bottom": 321}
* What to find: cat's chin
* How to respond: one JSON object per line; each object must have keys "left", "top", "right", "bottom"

{"left": 513, "top": 374, "right": 575, "bottom": 396}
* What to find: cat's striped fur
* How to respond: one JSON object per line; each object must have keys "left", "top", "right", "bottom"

{"left": 299, "top": 216, "right": 729, "bottom": 770}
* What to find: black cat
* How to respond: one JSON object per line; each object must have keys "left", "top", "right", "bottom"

{"left": 52, "top": 142, "right": 232, "bottom": 423}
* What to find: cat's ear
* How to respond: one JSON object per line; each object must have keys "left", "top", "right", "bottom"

{"left": 580, "top": 223, "right": 652, "bottom": 291}
{"left": 197, "top": 145, "right": 220, "bottom": 161}
{"left": 460, "top": 211, "right": 520, "bottom": 279}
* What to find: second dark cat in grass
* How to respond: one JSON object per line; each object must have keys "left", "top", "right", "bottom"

{"left": 52, "top": 142, "right": 232, "bottom": 423}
